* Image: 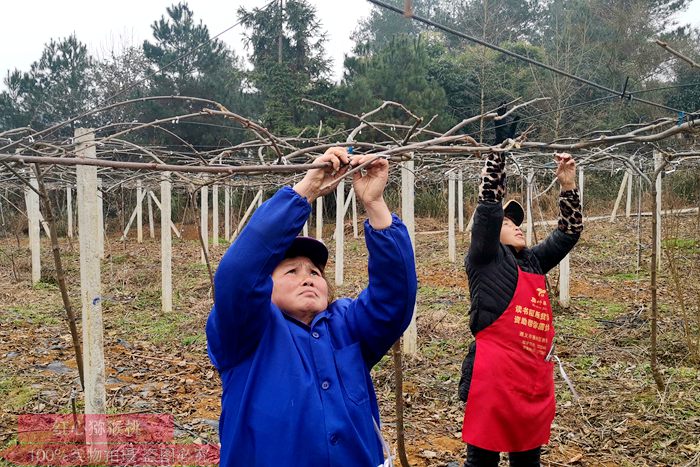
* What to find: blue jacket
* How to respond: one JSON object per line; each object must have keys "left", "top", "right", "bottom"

{"left": 206, "top": 186, "right": 417, "bottom": 467}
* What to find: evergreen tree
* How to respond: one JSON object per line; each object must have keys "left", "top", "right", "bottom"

{"left": 0, "top": 35, "right": 95, "bottom": 135}
{"left": 142, "top": 2, "right": 246, "bottom": 148}
{"left": 238, "top": 0, "right": 331, "bottom": 135}
{"left": 341, "top": 36, "right": 450, "bottom": 129}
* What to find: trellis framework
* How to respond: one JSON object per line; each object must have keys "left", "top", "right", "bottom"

{"left": 0, "top": 96, "right": 698, "bottom": 454}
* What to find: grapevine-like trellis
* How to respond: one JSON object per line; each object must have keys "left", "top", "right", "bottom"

{"left": 0, "top": 95, "right": 698, "bottom": 467}
{"left": 0, "top": 96, "right": 697, "bottom": 196}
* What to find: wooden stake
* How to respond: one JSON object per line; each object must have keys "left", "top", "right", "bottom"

{"left": 34, "top": 166, "right": 84, "bottom": 390}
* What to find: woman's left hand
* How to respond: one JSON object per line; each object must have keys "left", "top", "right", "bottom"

{"left": 555, "top": 153, "right": 576, "bottom": 191}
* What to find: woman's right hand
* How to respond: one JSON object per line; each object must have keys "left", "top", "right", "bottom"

{"left": 293, "top": 147, "right": 350, "bottom": 203}
{"left": 554, "top": 153, "right": 576, "bottom": 191}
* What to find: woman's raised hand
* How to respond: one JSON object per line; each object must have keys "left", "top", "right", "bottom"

{"left": 351, "top": 155, "right": 392, "bottom": 230}
{"left": 293, "top": 147, "right": 350, "bottom": 203}
{"left": 555, "top": 153, "right": 576, "bottom": 191}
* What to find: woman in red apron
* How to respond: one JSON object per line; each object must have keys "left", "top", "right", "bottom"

{"left": 458, "top": 141, "right": 583, "bottom": 466}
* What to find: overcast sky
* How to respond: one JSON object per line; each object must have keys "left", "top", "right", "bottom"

{"left": 0, "top": 0, "right": 373, "bottom": 87}
{"left": 2, "top": 0, "right": 700, "bottom": 91}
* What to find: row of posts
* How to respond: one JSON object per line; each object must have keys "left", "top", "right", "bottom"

{"left": 24, "top": 158, "right": 665, "bottom": 313}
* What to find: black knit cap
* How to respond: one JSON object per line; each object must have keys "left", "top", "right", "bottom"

{"left": 284, "top": 236, "right": 329, "bottom": 270}
{"left": 503, "top": 199, "right": 524, "bottom": 226}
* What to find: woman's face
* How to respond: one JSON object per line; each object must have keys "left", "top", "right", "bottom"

{"left": 500, "top": 217, "right": 526, "bottom": 252}
{"left": 271, "top": 256, "right": 329, "bottom": 324}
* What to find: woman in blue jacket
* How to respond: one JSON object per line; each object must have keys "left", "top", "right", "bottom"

{"left": 206, "top": 147, "right": 418, "bottom": 466}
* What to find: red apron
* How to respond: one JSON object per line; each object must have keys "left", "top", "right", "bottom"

{"left": 462, "top": 267, "right": 555, "bottom": 452}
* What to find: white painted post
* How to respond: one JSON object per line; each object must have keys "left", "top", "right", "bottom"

{"left": 458, "top": 170, "right": 464, "bottom": 232}
{"left": 610, "top": 171, "right": 629, "bottom": 222}
{"left": 448, "top": 172, "right": 456, "bottom": 262}
{"left": 212, "top": 184, "right": 219, "bottom": 247}
{"left": 625, "top": 169, "right": 633, "bottom": 218}
{"left": 526, "top": 169, "right": 534, "bottom": 246}
{"left": 351, "top": 189, "right": 358, "bottom": 239}
{"left": 335, "top": 180, "right": 345, "bottom": 286}
{"left": 67, "top": 184, "right": 74, "bottom": 238}
{"left": 229, "top": 189, "right": 263, "bottom": 242}
{"left": 136, "top": 180, "right": 143, "bottom": 243}
{"left": 97, "top": 180, "right": 104, "bottom": 259}
{"left": 563, "top": 168, "right": 581, "bottom": 310}
{"left": 25, "top": 172, "right": 41, "bottom": 285}
{"left": 401, "top": 159, "right": 416, "bottom": 245}
{"left": 654, "top": 151, "right": 662, "bottom": 270}
{"left": 401, "top": 158, "right": 417, "bottom": 355}
{"left": 224, "top": 185, "right": 231, "bottom": 242}
{"left": 148, "top": 192, "right": 181, "bottom": 238}
{"left": 161, "top": 173, "right": 173, "bottom": 313}
{"left": 75, "top": 128, "right": 106, "bottom": 425}
{"left": 200, "top": 185, "right": 209, "bottom": 264}
{"left": 35, "top": 210, "right": 50, "bottom": 237}
{"left": 303, "top": 221, "right": 309, "bottom": 237}
{"left": 578, "top": 166, "right": 584, "bottom": 217}
{"left": 559, "top": 254, "right": 570, "bottom": 308}
{"left": 120, "top": 189, "right": 147, "bottom": 241}
{"left": 315, "top": 197, "right": 323, "bottom": 240}
{"left": 147, "top": 191, "right": 155, "bottom": 239}
{"left": 340, "top": 187, "right": 354, "bottom": 220}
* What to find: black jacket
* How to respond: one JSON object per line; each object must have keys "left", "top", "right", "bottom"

{"left": 458, "top": 200, "right": 580, "bottom": 402}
